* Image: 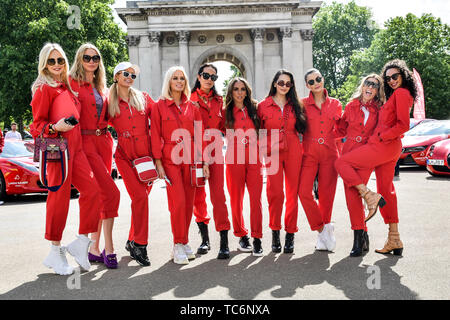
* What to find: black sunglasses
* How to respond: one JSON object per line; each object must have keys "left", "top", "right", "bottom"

{"left": 47, "top": 58, "right": 66, "bottom": 66}
{"left": 364, "top": 80, "right": 380, "bottom": 89}
{"left": 83, "top": 54, "right": 101, "bottom": 63}
{"left": 385, "top": 72, "right": 401, "bottom": 82}
{"left": 307, "top": 76, "right": 323, "bottom": 86}
{"left": 200, "top": 72, "right": 218, "bottom": 82}
{"left": 276, "top": 80, "right": 293, "bottom": 88}
{"left": 120, "top": 71, "right": 137, "bottom": 79}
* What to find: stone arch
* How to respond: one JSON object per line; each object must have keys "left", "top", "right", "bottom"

{"left": 191, "top": 45, "right": 253, "bottom": 90}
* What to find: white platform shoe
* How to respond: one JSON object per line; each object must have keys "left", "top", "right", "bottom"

{"left": 66, "top": 235, "right": 94, "bottom": 271}
{"left": 43, "top": 245, "right": 74, "bottom": 275}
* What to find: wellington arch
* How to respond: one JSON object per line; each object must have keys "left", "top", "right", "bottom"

{"left": 116, "top": 0, "right": 322, "bottom": 100}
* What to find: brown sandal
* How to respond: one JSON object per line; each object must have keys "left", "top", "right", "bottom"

{"left": 360, "top": 189, "right": 386, "bottom": 223}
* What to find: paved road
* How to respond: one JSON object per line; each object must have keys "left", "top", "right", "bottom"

{"left": 0, "top": 166, "right": 449, "bottom": 300}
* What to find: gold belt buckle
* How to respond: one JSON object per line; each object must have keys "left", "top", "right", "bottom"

{"left": 95, "top": 129, "right": 101, "bottom": 136}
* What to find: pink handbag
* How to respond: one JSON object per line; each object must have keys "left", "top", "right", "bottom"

{"left": 191, "top": 162, "right": 206, "bottom": 187}
{"left": 132, "top": 156, "right": 158, "bottom": 183}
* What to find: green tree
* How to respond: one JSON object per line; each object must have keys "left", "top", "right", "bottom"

{"left": 222, "top": 64, "right": 242, "bottom": 96}
{"left": 339, "top": 14, "right": 449, "bottom": 119}
{"left": 0, "top": 0, "right": 128, "bottom": 131}
{"left": 312, "top": 0, "right": 379, "bottom": 94}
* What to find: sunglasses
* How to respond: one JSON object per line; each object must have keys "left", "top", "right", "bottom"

{"left": 120, "top": 71, "right": 137, "bottom": 79}
{"left": 385, "top": 72, "right": 401, "bottom": 82}
{"left": 83, "top": 54, "right": 101, "bottom": 63}
{"left": 307, "top": 76, "right": 323, "bottom": 86}
{"left": 363, "top": 80, "right": 380, "bottom": 89}
{"left": 47, "top": 58, "right": 66, "bottom": 66}
{"left": 200, "top": 72, "right": 218, "bottom": 82}
{"left": 276, "top": 80, "right": 293, "bottom": 88}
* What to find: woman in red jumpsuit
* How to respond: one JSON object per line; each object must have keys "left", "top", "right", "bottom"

{"left": 298, "top": 68, "right": 342, "bottom": 252}
{"left": 69, "top": 43, "right": 120, "bottom": 268}
{"left": 224, "top": 77, "right": 263, "bottom": 257}
{"left": 107, "top": 62, "right": 154, "bottom": 266}
{"left": 336, "top": 74, "right": 385, "bottom": 257}
{"left": 151, "top": 66, "right": 209, "bottom": 265}
{"left": 257, "top": 70, "right": 306, "bottom": 254}
{"left": 335, "top": 60, "right": 417, "bottom": 256}
{"left": 190, "top": 63, "right": 231, "bottom": 259}
{"left": 30, "top": 43, "right": 101, "bottom": 275}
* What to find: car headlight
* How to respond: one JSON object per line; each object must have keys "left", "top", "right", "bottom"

{"left": 8, "top": 159, "right": 39, "bottom": 173}
{"left": 403, "top": 146, "right": 427, "bottom": 153}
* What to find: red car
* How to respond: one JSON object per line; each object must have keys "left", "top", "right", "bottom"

{"left": 426, "top": 138, "right": 450, "bottom": 176}
{"left": 399, "top": 120, "right": 450, "bottom": 167}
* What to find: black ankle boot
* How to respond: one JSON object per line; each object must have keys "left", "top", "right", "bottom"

{"left": 197, "top": 222, "right": 210, "bottom": 254}
{"left": 272, "top": 230, "right": 282, "bottom": 253}
{"left": 130, "top": 241, "right": 150, "bottom": 266}
{"left": 284, "top": 233, "right": 295, "bottom": 253}
{"left": 350, "top": 229, "right": 364, "bottom": 257}
{"left": 217, "top": 230, "right": 230, "bottom": 259}
{"left": 363, "top": 231, "right": 369, "bottom": 252}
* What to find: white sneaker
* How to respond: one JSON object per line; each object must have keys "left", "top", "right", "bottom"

{"left": 183, "top": 244, "right": 196, "bottom": 260}
{"left": 66, "top": 235, "right": 93, "bottom": 271}
{"left": 320, "top": 223, "right": 336, "bottom": 252}
{"left": 315, "top": 232, "right": 328, "bottom": 251}
{"left": 172, "top": 244, "right": 189, "bottom": 265}
{"left": 43, "top": 245, "right": 74, "bottom": 275}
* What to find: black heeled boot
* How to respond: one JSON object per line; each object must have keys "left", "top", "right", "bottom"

{"left": 284, "top": 233, "right": 295, "bottom": 254}
{"left": 217, "top": 230, "right": 230, "bottom": 259}
{"left": 272, "top": 230, "right": 282, "bottom": 253}
{"left": 350, "top": 229, "right": 365, "bottom": 257}
{"left": 197, "top": 222, "right": 210, "bottom": 255}
{"left": 363, "top": 230, "right": 369, "bottom": 252}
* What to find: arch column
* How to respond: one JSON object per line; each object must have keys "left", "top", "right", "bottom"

{"left": 176, "top": 30, "right": 191, "bottom": 76}
{"left": 251, "top": 28, "right": 265, "bottom": 101}
{"left": 149, "top": 31, "right": 162, "bottom": 98}
{"left": 126, "top": 35, "right": 141, "bottom": 89}
{"left": 279, "top": 26, "right": 293, "bottom": 72}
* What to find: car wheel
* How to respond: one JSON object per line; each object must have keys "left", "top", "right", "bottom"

{"left": 0, "top": 171, "right": 7, "bottom": 201}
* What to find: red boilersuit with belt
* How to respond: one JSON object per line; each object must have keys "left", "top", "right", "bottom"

{"left": 258, "top": 97, "right": 303, "bottom": 234}
{"left": 70, "top": 78, "right": 120, "bottom": 220}
{"left": 298, "top": 89, "right": 343, "bottom": 231}
{"left": 108, "top": 93, "right": 154, "bottom": 245}
{"left": 225, "top": 107, "right": 263, "bottom": 239}
{"left": 151, "top": 95, "right": 205, "bottom": 244}
{"left": 336, "top": 98, "right": 379, "bottom": 231}
{"left": 30, "top": 83, "right": 101, "bottom": 241}
{"left": 191, "top": 89, "right": 231, "bottom": 232}
{"left": 335, "top": 88, "right": 413, "bottom": 224}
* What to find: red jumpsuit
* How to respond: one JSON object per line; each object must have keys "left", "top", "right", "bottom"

{"left": 0, "top": 130, "right": 4, "bottom": 153}
{"left": 151, "top": 95, "right": 205, "bottom": 244}
{"left": 191, "top": 89, "right": 231, "bottom": 232}
{"left": 335, "top": 88, "right": 413, "bottom": 224}
{"left": 258, "top": 97, "right": 303, "bottom": 234}
{"left": 70, "top": 78, "right": 120, "bottom": 220}
{"left": 225, "top": 107, "right": 263, "bottom": 239}
{"left": 30, "top": 83, "right": 101, "bottom": 241}
{"left": 108, "top": 93, "right": 154, "bottom": 245}
{"left": 298, "top": 89, "right": 342, "bottom": 231}
{"left": 336, "top": 99, "right": 379, "bottom": 231}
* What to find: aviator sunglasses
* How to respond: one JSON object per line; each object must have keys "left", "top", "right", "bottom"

{"left": 200, "top": 72, "right": 218, "bottom": 82}
{"left": 276, "top": 80, "right": 293, "bottom": 88}
{"left": 307, "top": 76, "right": 323, "bottom": 86}
{"left": 363, "top": 79, "right": 380, "bottom": 89}
{"left": 47, "top": 57, "right": 66, "bottom": 66}
{"left": 384, "top": 72, "right": 401, "bottom": 83}
{"left": 120, "top": 71, "right": 137, "bottom": 79}
{"left": 83, "top": 54, "right": 101, "bottom": 63}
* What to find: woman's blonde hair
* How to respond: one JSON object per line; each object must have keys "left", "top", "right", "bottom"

{"left": 69, "top": 42, "right": 106, "bottom": 93}
{"left": 108, "top": 66, "right": 145, "bottom": 118}
{"left": 161, "top": 66, "right": 191, "bottom": 100}
{"left": 352, "top": 74, "right": 386, "bottom": 106}
{"left": 31, "top": 42, "right": 75, "bottom": 96}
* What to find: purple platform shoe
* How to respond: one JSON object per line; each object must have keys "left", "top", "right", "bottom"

{"left": 102, "top": 249, "right": 118, "bottom": 269}
{"left": 88, "top": 252, "right": 104, "bottom": 263}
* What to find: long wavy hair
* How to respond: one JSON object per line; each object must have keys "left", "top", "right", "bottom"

{"left": 381, "top": 59, "right": 418, "bottom": 101}
{"left": 69, "top": 43, "right": 107, "bottom": 94}
{"left": 191, "top": 63, "right": 219, "bottom": 96}
{"left": 267, "top": 69, "right": 307, "bottom": 134}
{"left": 224, "top": 77, "right": 260, "bottom": 131}
{"left": 352, "top": 73, "right": 386, "bottom": 106}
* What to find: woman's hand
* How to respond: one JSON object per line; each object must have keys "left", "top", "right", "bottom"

{"left": 53, "top": 118, "right": 74, "bottom": 132}
{"left": 155, "top": 159, "right": 166, "bottom": 179}
{"left": 203, "top": 164, "right": 210, "bottom": 180}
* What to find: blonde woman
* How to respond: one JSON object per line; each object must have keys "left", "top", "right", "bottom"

{"left": 151, "top": 66, "right": 209, "bottom": 265}
{"left": 107, "top": 62, "right": 154, "bottom": 266}
{"left": 69, "top": 43, "right": 120, "bottom": 268}
{"left": 30, "top": 43, "right": 101, "bottom": 275}
{"left": 335, "top": 74, "right": 385, "bottom": 257}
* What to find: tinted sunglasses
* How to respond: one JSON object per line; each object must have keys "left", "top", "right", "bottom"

{"left": 120, "top": 71, "right": 137, "bottom": 79}
{"left": 363, "top": 80, "right": 380, "bottom": 89}
{"left": 200, "top": 72, "right": 218, "bottom": 82}
{"left": 385, "top": 73, "right": 401, "bottom": 82}
{"left": 307, "top": 76, "right": 322, "bottom": 86}
{"left": 83, "top": 54, "right": 101, "bottom": 63}
{"left": 47, "top": 58, "right": 66, "bottom": 66}
{"left": 276, "top": 80, "right": 293, "bottom": 88}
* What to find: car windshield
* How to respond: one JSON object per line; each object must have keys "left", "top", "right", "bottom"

{"left": 405, "top": 121, "right": 450, "bottom": 136}
{"left": 0, "top": 140, "right": 34, "bottom": 158}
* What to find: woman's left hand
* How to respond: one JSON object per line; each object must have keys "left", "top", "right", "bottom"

{"left": 203, "top": 164, "right": 210, "bottom": 180}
